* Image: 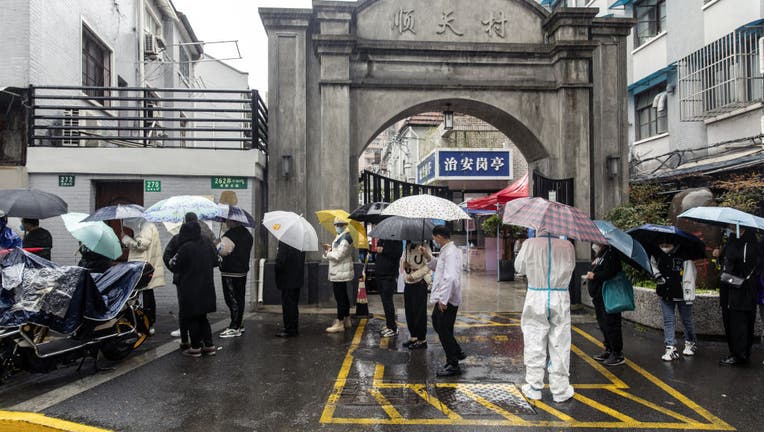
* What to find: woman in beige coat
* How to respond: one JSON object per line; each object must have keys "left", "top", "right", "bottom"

{"left": 122, "top": 218, "right": 166, "bottom": 331}
{"left": 402, "top": 242, "right": 432, "bottom": 349}
{"left": 323, "top": 218, "right": 355, "bottom": 333}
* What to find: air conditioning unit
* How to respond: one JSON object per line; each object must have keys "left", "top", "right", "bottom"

{"left": 144, "top": 33, "right": 159, "bottom": 58}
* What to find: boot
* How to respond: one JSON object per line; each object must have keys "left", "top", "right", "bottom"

{"left": 326, "top": 319, "right": 344, "bottom": 333}
{"left": 343, "top": 317, "right": 352, "bottom": 329}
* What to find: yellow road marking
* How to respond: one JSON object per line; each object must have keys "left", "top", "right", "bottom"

{"left": 573, "top": 392, "right": 638, "bottom": 423}
{"left": 0, "top": 411, "right": 110, "bottom": 432}
{"left": 608, "top": 387, "right": 701, "bottom": 424}
{"left": 318, "top": 319, "right": 367, "bottom": 423}
{"left": 457, "top": 387, "right": 531, "bottom": 425}
{"left": 570, "top": 343, "right": 628, "bottom": 389}
{"left": 531, "top": 399, "right": 577, "bottom": 422}
{"left": 368, "top": 388, "right": 403, "bottom": 422}
{"left": 410, "top": 384, "right": 463, "bottom": 420}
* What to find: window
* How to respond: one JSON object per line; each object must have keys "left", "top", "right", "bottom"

{"left": 635, "top": 0, "right": 666, "bottom": 47}
{"left": 635, "top": 85, "right": 667, "bottom": 141}
{"left": 82, "top": 26, "right": 111, "bottom": 99}
{"left": 179, "top": 48, "right": 190, "bottom": 80}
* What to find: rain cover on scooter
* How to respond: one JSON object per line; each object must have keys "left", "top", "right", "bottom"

{"left": 0, "top": 249, "right": 102, "bottom": 333}
{"left": 86, "top": 261, "right": 147, "bottom": 321}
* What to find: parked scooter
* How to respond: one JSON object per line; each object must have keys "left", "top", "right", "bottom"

{"left": 0, "top": 249, "right": 154, "bottom": 381}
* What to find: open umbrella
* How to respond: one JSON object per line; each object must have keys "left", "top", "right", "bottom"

{"left": 81, "top": 204, "right": 145, "bottom": 222}
{"left": 216, "top": 204, "right": 256, "bottom": 227}
{"left": 627, "top": 224, "right": 706, "bottom": 261}
{"left": 369, "top": 216, "right": 436, "bottom": 241}
{"left": 315, "top": 209, "right": 369, "bottom": 250}
{"left": 143, "top": 195, "right": 218, "bottom": 223}
{"left": 0, "top": 189, "right": 68, "bottom": 219}
{"left": 594, "top": 220, "right": 652, "bottom": 274}
{"left": 61, "top": 212, "right": 122, "bottom": 260}
{"left": 502, "top": 197, "right": 607, "bottom": 244}
{"left": 382, "top": 194, "right": 470, "bottom": 221}
{"left": 349, "top": 202, "right": 390, "bottom": 224}
{"left": 263, "top": 211, "right": 318, "bottom": 252}
{"left": 678, "top": 206, "right": 764, "bottom": 234}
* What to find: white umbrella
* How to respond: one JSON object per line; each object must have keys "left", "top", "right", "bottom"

{"left": 381, "top": 194, "right": 470, "bottom": 221}
{"left": 263, "top": 211, "right": 319, "bottom": 252}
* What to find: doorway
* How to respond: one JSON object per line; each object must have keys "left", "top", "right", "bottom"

{"left": 94, "top": 180, "right": 144, "bottom": 261}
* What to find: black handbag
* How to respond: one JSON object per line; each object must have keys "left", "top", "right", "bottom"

{"left": 720, "top": 271, "right": 747, "bottom": 288}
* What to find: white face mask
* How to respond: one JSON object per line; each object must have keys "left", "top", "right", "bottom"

{"left": 592, "top": 244, "right": 601, "bottom": 254}
{"left": 335, "top": 226, "right": 345, "bottom": 235}
{"left": 660, "top": 246, "right": 673, "bottom": 254}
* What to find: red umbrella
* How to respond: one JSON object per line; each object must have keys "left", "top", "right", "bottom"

{"left": 467, "top": 172, "right": 529, "bottom": 211}
{"left": 502, "top": 197, "right": 608, "bottom": 244}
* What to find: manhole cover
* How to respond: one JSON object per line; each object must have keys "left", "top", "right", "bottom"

{"left": 433, "top": 383, "right": 536, "bottom": 416}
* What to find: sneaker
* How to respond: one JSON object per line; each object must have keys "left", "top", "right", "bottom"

{"left": 379, "top": 327, "right": 390, "bottom": 335}
{"left": 239, "top": 327, "right": 246, "bottom": 334}
{"left": 682, "top": 341, "right": 697, "bottom": 356}
{"left": 408, "top": 340, "right": 427, "bottom": 350}
{"left": 521, "top": 384, "right": 542, "bottom": 401}
{"left": 179, "top": 342, "right": 190, "bottom": 350}
{"left": 380, "top": 327, "right": 398, "bottom": 338}
{"left": 457, "top": 351, "right": 467, "bottom": 361}
{"left": 148, "top": 327, "right": 156, "bottom": 336}
{"left": 593, "top": 350, "right": 611, "bottom": 363}
{"left": 343, "top": 317, "right": 352, "bottom": 329}
{"left": 182, "top": 347, "right": 202, "bottom": 358}
{"left": 661, "top": 345, "right": 680, "bottom": 361}
{"left": 436, "top": 363, "right": 461, "bottom": 377}
{"left": 603, "top": 352, "right": 625, "bottom": 366}
{"left": 326, "top": 319, "right": 344, "bottom": 333}
{"left": 170, "top": 329, "right": 181, "bottom": 338}
{"left": 202, "top": 345, "right": 218, "bottom": 356}
{"left": 219, "top": 328, "right": 242, "bottom": 338}
{"left": 402, "top": 338, "right": 417, "bottom": 348}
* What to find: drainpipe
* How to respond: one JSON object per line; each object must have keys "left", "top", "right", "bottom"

{"left": 257, "top": 258, "right": 265, "bottom": 304}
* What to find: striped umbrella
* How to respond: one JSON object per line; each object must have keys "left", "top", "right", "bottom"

{"left": 216, "top": 204, "right": 256, "bottom": 227}
{"left": 81, "top": 204, "right": 145, "bottom": 222}
{"left": 502, "top": 197, "right": 607, "bottom": 244}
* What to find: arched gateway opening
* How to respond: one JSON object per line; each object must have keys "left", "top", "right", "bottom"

{"left": 260, "top": 0, "right": 633, "bottom": 259}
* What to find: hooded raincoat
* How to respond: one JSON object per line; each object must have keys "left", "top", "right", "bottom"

{"left": 514, "top": 234, "right": 576, "bottom": 402}
{"left": 122, "top": 220, "right": 166, "bottom": 290}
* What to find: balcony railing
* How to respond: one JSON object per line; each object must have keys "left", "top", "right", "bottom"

{"left": 27, "top": 85, "right": 267, "bottom": 151}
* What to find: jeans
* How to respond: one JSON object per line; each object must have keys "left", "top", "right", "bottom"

{"left": 432, "top": 303, "right": 461, "bottom": 366}
{"left": 660, "top": 299, "right": 696, "bottom": 346}
{"left": 333, "top": 281, "right": 350, "bottom": 320}
{"left": 377, "top": 276, "right": 397, "bottom": 331}
{"left": 404, "top": 281, "right": 428, "bottom": 340}
{"left": 222, "top": 276, "right": 247, "bottom": 329}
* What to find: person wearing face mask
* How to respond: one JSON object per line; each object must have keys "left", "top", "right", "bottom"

{"left": 585, "top": 244, "right": 624, "bottom": 366}
{"left": 0, "top": 211, "right": 22, "bottom": 250}
{"left": 715, "top": 225, "right": 760, "bottom": 366}
{"left": 651, "top": 239, "right": 698, "bottom": 362}
{"left": 21, "top": 219, "right": 52, "bottom": 261}
{"left": 323, "top": 218, "right": 355, "bottom": 333}
{"left": 514, "top": 229, "right": 576, "bottom": 403}
{"left": 217, "top": 219, "right": 254, "bottom": 339}
{"left": 121, "top": 217, "right": 165, "bottom": 332}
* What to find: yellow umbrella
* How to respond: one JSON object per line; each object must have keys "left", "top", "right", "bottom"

{"left": 315, "top": 209, "right": 369, "bottom": 250}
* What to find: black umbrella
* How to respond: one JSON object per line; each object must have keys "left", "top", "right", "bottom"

{"left": 0, "top": 189, "right": 68, "bottom": 219}
{"left": 627, "top": 224, "right": 707, "bottom": 261}
{"left": 349, "top": 202, "right": 390, "bottom": 225}
{"left": 369, "top": 216, "right": 435, "bottom": 241}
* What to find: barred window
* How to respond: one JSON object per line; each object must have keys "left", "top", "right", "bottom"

{"left": 635, "top": 85, "right": 667, "bottom": 141}
{"left": 179, "top": 48, "right": 190, "bottom": 80}
{"left": 635, "top": 0, "right": 666, "bottom": 47}
{"left": 82, "top": 26, "right": 111, "bottom": 99}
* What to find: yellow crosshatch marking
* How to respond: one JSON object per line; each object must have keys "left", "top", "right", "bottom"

{"left": 319, "top": 313, "right": 735, "bottom": 429}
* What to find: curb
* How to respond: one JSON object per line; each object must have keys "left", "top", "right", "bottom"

{"left": 0, "top": 411, "right": 110, "bottom": 432}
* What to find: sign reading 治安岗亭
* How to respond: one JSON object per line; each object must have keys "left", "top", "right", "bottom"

{"left": 58, "top": 175, "right": 75, "bottom": 187}
{"left": 417, "top": 149, "right": 512, "bottom": 183}
{"left": 211, "top": 177, "right": 248, "bottom": 190}
{"left": 144, "top": 180, "right": 161, "bottom": 192}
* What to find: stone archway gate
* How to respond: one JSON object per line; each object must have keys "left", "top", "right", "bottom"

{"left": 260, "top": 0, "right": 633, "bottom": 255}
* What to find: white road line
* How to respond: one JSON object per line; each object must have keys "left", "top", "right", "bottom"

{"left": 11, "top": 312, "right": 254, "bottom": 413}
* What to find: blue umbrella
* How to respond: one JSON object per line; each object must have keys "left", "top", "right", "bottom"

{"left": 81, "top": 204, "right": 145, "bottom": 222}
{"left": 678, "top": 206, "right": 764, "bottom": 234}
{"left": 594, "top": 220, "right": 653, "bottom": 275}
{"left": 627, "top": 224, "right": 706, "bottom": 261}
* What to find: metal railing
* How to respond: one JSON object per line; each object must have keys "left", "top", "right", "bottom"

{"left": 678, "top": 25, "right": 763, "bottom": 121}
{"left": 27, "top": 85, "right": 267, "bottom": 151}
{"left": 360, "top": 169, "right": 451, "bottom": 204}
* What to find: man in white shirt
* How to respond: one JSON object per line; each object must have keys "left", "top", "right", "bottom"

{"left": 422, "top": 225, "right": 465, "bottom": 377}
{"left": 514, "top": 231, "right": 576, "bottom": 403}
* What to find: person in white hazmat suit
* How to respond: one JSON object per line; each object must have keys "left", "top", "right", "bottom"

{"left": 514, "top": 231, "right": 576, "bottom": 403}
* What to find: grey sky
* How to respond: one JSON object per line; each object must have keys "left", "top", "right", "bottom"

{"left": 173, "top": 0, "right": 347, "bottom": 93}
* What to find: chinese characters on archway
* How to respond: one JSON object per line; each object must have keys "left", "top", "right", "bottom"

{"left": 442, "top": 156, "right": 505, "bottom": 173}
{"left": 393, "top": 8, "right": 508, "bottom": 38}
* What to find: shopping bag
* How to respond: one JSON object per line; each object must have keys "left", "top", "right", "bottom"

{"left": 603, "top": 271, "right": 635, "bottom": 313}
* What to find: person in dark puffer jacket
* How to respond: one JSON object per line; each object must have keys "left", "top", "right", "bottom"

{"left": 218, "top": 220, "right": 253, "bottom": 338}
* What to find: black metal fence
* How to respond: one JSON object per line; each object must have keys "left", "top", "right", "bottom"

{"left": 360, "top": 169, "right": 451, "bottom": 204}
{"left": 532, "top": 169, "right": 574, "bottom": 205}
{"left": 27, "top": 85, "right": 267, "bottom": 151}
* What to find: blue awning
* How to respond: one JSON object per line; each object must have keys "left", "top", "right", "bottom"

{"left": 609, "top": 0, "right": 634, "bottom": 8}
{"left": 628, "top": 64, "right": 675, "bottom": 95}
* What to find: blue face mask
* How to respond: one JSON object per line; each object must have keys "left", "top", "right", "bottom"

{"left": 19, "top": 224, "right": 25, "bottom": 232}
{"left": 335, "top": 226, "right": 344, "bottom": 235}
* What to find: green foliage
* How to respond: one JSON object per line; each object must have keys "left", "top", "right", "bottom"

{"left": 481, "top": 214, "right": 502, "bottom": 237}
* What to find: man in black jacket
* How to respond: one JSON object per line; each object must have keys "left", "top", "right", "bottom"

{"left": 275, "top": 241, "right": 305, "bottom": 337}
{"left": 218, "top": 220, "right": 253, "bottom": 338}
{"left": 22, "top": 219, "right": 52, "bottom": 261}
{"left": 376, "top": 239, "right": 403, "bottom": 337}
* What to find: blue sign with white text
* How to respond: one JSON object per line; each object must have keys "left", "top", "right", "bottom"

{"left": 437, "top": 150, "right": 511, "bottom": 179}
{"left": 417, "top": 153, "right": 437, "bottom": 184}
